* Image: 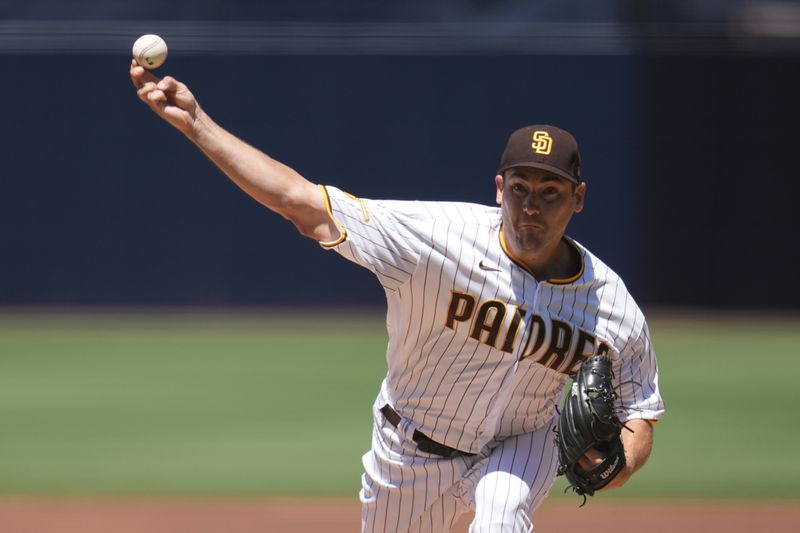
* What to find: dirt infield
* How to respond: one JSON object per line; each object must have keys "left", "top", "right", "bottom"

{"left": 0, "top": 499, "right": 797, "bottom": 533}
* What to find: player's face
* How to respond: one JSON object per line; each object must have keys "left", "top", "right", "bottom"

{"left": 495, "top": 168, "right": 585, "bottom": 255}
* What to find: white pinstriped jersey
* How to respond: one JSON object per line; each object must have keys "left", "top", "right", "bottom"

{"left": 320, "top": 185, "right": 664, "bottom": 455}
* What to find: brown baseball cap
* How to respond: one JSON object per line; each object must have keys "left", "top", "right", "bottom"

{"left": 497, "top": 125, "right": 582, "bottom": 184}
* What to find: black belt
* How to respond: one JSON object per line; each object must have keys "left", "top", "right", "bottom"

{"left": 380, "top": 404, "right": 475, "bottom": 459}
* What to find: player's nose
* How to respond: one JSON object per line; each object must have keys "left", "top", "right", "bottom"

{"left": 523, "top": 195, "right": 541, "bottom": 215}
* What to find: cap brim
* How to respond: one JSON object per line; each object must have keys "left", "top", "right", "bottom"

{"left": 497, "top": 162, "right": 580, "bottom": 184}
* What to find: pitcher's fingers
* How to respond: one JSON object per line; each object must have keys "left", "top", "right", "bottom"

{"left": 156, "top": 76, "right": 180, "bottom": 94}
{"left": 130, "top": 63, "right": 159, "bottom": 89}
{"left": 147, "top": 89, "right": 167, "bottom": 104}
{"left": 577, "top": 448, "right": 603, "bottom": 471}
{"left": 130, "top": 65, "right": 143, "bottom": 88}
{"left": 136, "top": 80, "right": 159, "bottom": 101}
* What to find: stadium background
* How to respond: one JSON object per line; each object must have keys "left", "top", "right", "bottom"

{"left": 0, "top": 0, "right": 798, "bottom": 531}
{"left": 2, "top": 0, "right": 798, "bottom": 308}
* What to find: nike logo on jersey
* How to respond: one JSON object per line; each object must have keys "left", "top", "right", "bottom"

{"left": 479, "top": 260, "right": 501, "bottom": 272}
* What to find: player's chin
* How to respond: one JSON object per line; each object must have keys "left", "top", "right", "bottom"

{"left": 513, "top": 229, "right": 547, "bottom": 251}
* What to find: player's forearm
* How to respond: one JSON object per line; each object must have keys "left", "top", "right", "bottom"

{"left": 184, "top": 108, "right": 339, "bottom": 243}
{"left": 606, "top": 419, "right": 654, "bottom": 489}
{"left": 130, "top": 63, "right": 336, "bottom": 240}
{"left": 186, "top": 109, "right": 317, "bottom": 218}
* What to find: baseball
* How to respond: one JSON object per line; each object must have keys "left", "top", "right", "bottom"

{"left": 132, "top": 34, "right": 168, "bottom": 70}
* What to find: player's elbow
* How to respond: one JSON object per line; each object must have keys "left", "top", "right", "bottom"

{"left": 256, "top": 179, "right": 337, "bottom": 242}
{"left": 297, "top": 219, "right": 342, "bottom": 243}
{"left": 278, "top": 195, "right": 339, "bottom": 243}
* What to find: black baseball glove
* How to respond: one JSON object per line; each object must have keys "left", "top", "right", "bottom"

{"left": 556, "top": 354, "right": 626, "bottom": 499}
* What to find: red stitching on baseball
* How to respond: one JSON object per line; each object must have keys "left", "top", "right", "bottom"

{"left": 138, "top": 38, "right": 161, "bottom": 64}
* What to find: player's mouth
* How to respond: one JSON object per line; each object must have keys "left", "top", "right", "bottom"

{"left": 517, "top": 221, "right": 544, "bottom": 230}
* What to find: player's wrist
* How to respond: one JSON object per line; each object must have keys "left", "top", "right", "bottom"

{"left": 185, "top": 106, "right": 211, "bottom": 142}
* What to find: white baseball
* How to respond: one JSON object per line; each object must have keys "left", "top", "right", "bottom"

{"left": 132, "top": 34, "right": 168, "bottom": 70}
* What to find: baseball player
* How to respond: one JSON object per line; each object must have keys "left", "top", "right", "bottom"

{"left": 131, "top": 60, "right": 664, "bottom": 532}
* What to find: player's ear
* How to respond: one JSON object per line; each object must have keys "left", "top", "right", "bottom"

{"left": 573, "top": 182, "right": 587, "bottom": 213}
{"left": 495, "top": 175, "right": 504, "bottom": 204}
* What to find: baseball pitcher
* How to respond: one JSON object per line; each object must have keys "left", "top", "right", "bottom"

{"left": 131, "top": 60, "right": 664, "bottom": 532}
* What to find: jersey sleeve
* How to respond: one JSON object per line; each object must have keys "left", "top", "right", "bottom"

{"left": 318, "top": 185, "right": 431, "bottom": 291}
{"left": 615, "top": 320, "right": 665, "bottom": 423}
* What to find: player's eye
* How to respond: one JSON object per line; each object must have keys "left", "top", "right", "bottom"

{"left": 511, "top": 183, "right": 527, "bottom": 194}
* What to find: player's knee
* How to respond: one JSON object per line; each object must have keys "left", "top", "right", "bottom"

{"left": 469, "top": 472, "right": 534, "bottom": 533}
{"left": 470, "top": 505, "right": 532, "bottom": 533}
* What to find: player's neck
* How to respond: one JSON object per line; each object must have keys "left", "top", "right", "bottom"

{"left": 512, "top": 237, "right": 576, "bottom": 281}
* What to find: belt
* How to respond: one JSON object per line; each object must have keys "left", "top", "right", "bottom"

{"left": 380, "top": 404, "right": 475, "bottom": 459}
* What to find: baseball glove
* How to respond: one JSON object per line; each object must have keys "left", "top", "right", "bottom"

{"left": 556, "top": 354, "right": 626, "bottom": 499}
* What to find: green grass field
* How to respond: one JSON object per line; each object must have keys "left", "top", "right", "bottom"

{"left": 0, "top": 310, "right": 797, "bottom": 499}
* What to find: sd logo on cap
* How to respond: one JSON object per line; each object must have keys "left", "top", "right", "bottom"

{"left": 498, "top": 125, "right": 582, "bottom": 184}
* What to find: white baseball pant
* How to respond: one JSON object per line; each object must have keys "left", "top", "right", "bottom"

{"left": 360, "top": 402, "right": 560, "bottom": 533}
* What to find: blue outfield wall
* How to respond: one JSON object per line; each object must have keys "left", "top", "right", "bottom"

{"left": 0, "top": 53, "right": 797, "bottom": 308}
